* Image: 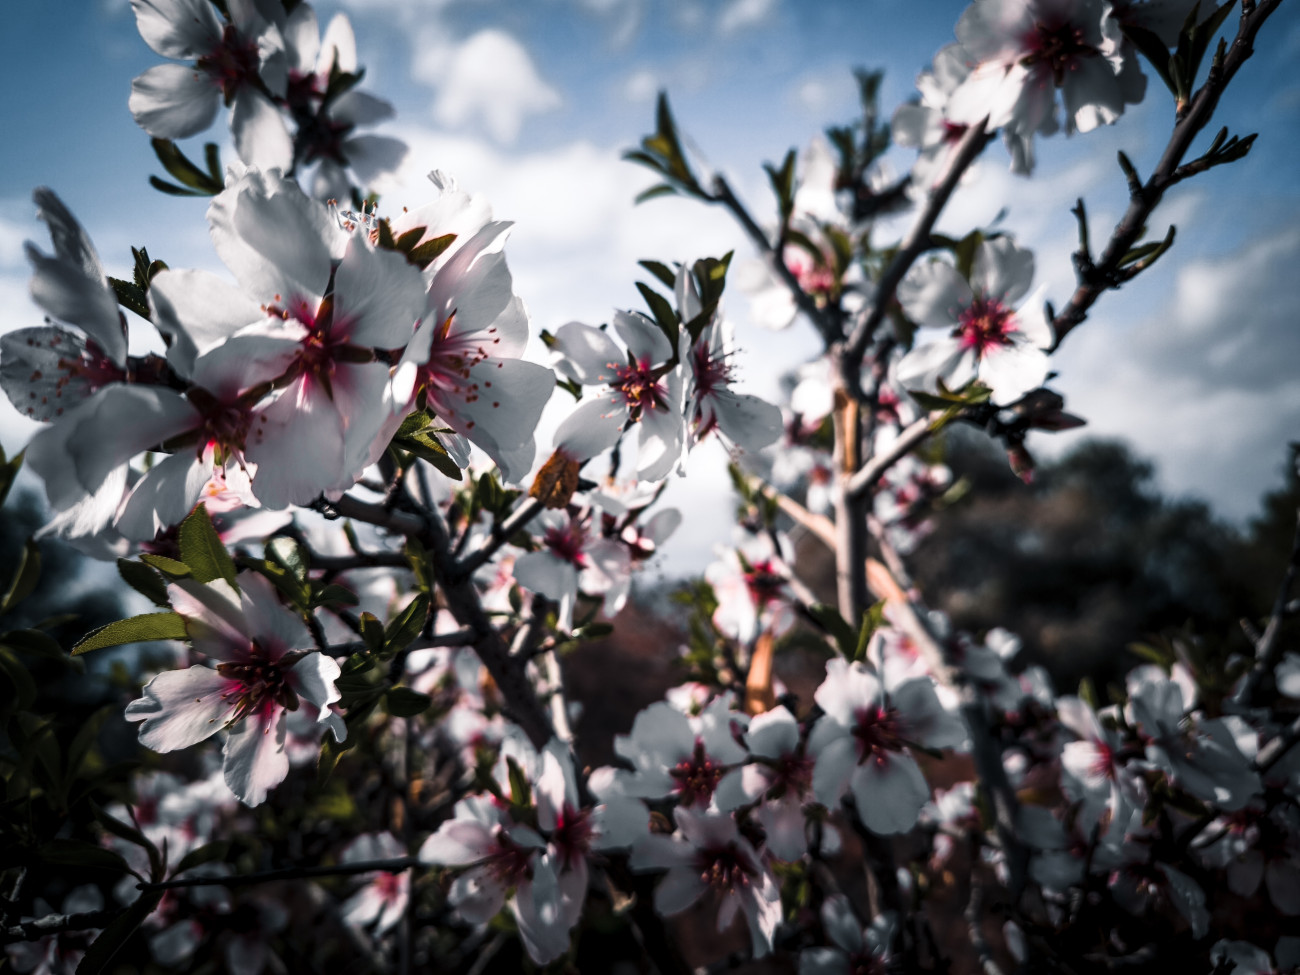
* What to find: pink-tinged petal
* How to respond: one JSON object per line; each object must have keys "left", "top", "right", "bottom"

{"left": 448, "top": 868, "right": 508, "bottom": 923}
{"left": 26, "top": 385, "right": 197, "bottom": 509}
{"left": 979, "top": 344, "right": 1049, "bottom": 406}
{"left": 812, "top": 734, "right": 857, "bottom": 807}
{"left": 424, "top": 222, "right": 518, "bottom": 345}
{"left": 281, "top": 1, "right": 318, "bottom": 69}
{"left": 341, "top": 135, "right": 408, "bottom": 187}
{"left": 238, "top": 572, "right": 312, "bottom": 654}
{"left": 513, "top": 550, "right": 578, "bottom": 605}
{"left": 592, "top": 796, "right": 650, "bottom": 850}
{"left": 747, "top": 706, "right": 800, "bottom": 760}
{"left": 333, "top": 237, "right": 425, "bottom": 348}
{"left": 149, "top": 269, "right": 266, "bottom": 377}
{"left": 760, "top": 795, "right": 809, "bottom": 862}
{"left": 126, "top": 666, "right": 234, "bottom": 751}
{"left": 635, "top": 403, "right": 684, "bottom": 482}
{"left": 129, "top": 64, "right": 221, "bottom": 140}
{"left": 230, "top": 88, "right": 293, "bottom": 172}
{"left": 188, "top": 318, "right": 307, "bottom": 400}
{"left": 897, "top": 260, "right": 971, "bottom": 329}
{"left": 513, "top": 858, "right": 569, "bottom": 965}
{"left": 221, "top": 706, "right": 290, "bottom": 806}
{"left": 167, "top": 577, "right": 249, "bottom": 657}
{"left": 850, "top": 752, "right": 929, "bottom": 834}
{"left": 130, "top": 0, "right": 222, "bottom": 58}
{"left": 319, "top": 12, "right": 358, "bottom": 72}
{"left": 554, "top": 396, "right": 625, "bottom": 462}
{"left": 330, "top": 361, "right": 402, "bottom": 481}
{"left": 288, "top": 653, "right": 342, "bottom": 713}
{"left": 616, "top": 702, "right": 695, "bottom": 766}
{"left": 341, "top": 886, "right": 385, "bottom": 927}
{"left": 896, "top": 339, "right": 966, "bottom": 396}
{"left": 244, "top": 379, "right": 346, "bottom": 509}
{"left": 814, "top": 658, "right": 878, "bottom": 727}
{"left": 972, "top": 238, "right": 1034, "bottom": 305}
{"left": 742, "top": 873, "right": 783, "bottom": 958}
{"left": 708, "top": 390, "right": 783, "bottom": 453}
{"left": 653, "top": 866, "right": 708, "bottom": 916}
{"left": 1013, "top": 288, "right": 1053, "bottom": 349}
{"left": 552, "top": 322, "right": 624, "bottom": 386}
{"left": 440, "top": 358, "right": 555, "bottom": 482}
{"left": 419, "top": 820, "right": 495, "bottom": 866}
{"left": 714, "top": 765, "right": 765, "bottom": 811}
{"left": 28, "top": 189, "right": 126, "bottom": 365}
{"left": 1, "top": 326, "right": 123, "bottom": 422}
{"left": 891, "top": 677, "right": 965, "bottom": 749}
{"left": 37, "top": 466, "right": 129, "bottom": 546}
{"left": 115, "top": 449, "right": 208, "bottom": 541}
{"left": 209, "top": 170, "right": 336, "bottom": 303}
{"left": 613, "top": 310, "right": 671, "bottom": 366}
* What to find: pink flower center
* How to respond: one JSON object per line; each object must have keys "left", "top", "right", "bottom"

{"left": 771, "top": 752, "right": 814, "bottom": 799}
{"left": 743, "top": 559, "right": 785, "bottom": 608}
{"left": 416, "top": 314, "right": 505, "bottom": 433}
{"left": 690, "top": 340, "right": 733, "bottom": 401}
{"left": 851, "top": 705, "right": 905, "bottom": 765}
{"left": 543, "top": 519, "right": 589, "bottom": 567}
{"left": 671, "top": 739, "right": 726, "bottom": 808}
{"left": 552, "top": 804, "right": 595, "bottom": 872}
{"left": 788, "top": 259, "right": 836, "bottom": 300}
{"left": 941, "top": 120, "right": 970, "bottom": 144}
{"left": 373, "top": 871, "right": 405, "bottom": 902}
{"left": 1022, "top": 21, "right": 1096, "bottom": 87}
{"left": 955, "top": 296, "right": 1017, "bottom": 357}
{"left": 611, "top": 357, "right": 667, "bottom": 419}
{"left": 694, "top": 842, "right": 756, "bottom": 895}
{"left": 483, "top": 828, "right": 535, "bottom": 885}
{"left": 216, "top": 643, "right": 300, "bottom": 722}
{"left": 196, "top": 25, "right": 262, "bottom": 102}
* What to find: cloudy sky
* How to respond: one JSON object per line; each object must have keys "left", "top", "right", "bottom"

{"left": 1, "top": 0, "right": 1298, "bottom": 575}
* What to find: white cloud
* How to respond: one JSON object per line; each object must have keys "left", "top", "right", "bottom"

{"left": 718, "top": 0, "right": 779, "bottom": 34}
{"left": 623, "top": 69, "right": 660, "bottom": 104}
{"left": 412, "top": 29, "right": 562, "bottom": 144}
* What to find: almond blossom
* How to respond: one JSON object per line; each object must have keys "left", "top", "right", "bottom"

{"left": 629, "top": 807, "right": 783, "bottom": 958}
{"left": 124, "top": 573, "right": 343, "bottom": 806}
{"left": 809, "top": 658, "right": 965, "bottom": 835}
{"left": 339, "top": 832, "right": 409, "bottom": 935}
{"left": 551, "top": 311, "right": 684, "bottom": 482}
{"left": 511, "top": 508, "right": 630, "bottom": 630}
{"left": 128, "top": 0, "right": 293, "bottom": 171}
{"left": 896, "top": 236, "right": 1051, "bottom": 405}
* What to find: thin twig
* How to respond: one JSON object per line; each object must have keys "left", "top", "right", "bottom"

{"left": 138, "top": 857, "right": 421, "bottom": 892}
{"left": 709, "top": 175, "right": 843, "bottom": 345}
{"left": 844, "top": 119, "right": 993, "bottom": 363}
{"left": 2, "top": 908, "right": 118, "bottom": 945}
{"left": 1233, "top": 507, "right": 1300, "bottom": 708}
{"left": 453, "top": 497, "right": 545, "bottom": 581}
{"left": 847, "top": 413, "right": 939, "bottom": 499}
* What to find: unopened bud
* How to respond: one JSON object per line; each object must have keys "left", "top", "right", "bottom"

{"left": 530, "top": 449, "right": 581, "bottom": 508}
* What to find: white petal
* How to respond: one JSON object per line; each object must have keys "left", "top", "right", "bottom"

{"left": 333, "top": 237, "right": 425, "bottom": 348}
{"left": 222, "top": 706, "right": 290, "bottom": 806}
{"left": 654, "top": 867, "right": 708, "bottom": 916}
{"left": 149, "top": 269, "right": 265, "bottom": 376}
{"left": 230, "top": 88, "right": 293, "bottom": 172}
{"left": 129, "top": 63, "right": 220, "bottom": 140}
{"left": 978, "top": 344, "right": 1049, "bottom": 405}
{"left": 850, "top": 753, "right": 929, "bottom": 834}
{"left": 115, "top": 449, "right": 208, "bottom": 540}
{"left": 897, "top": 260, "right": 971, "bottom": 329}
{"left": 288, "top": 653, "right": 342, "bottom": 712}
{"left": 126, "top": 666, "right": 233, "bottom": 752}
{"left": 554, "top": 396, "right": 626, "bottom": 461}
{"left": 811, "top": 735, "right": 857, "bottom": 807}
{"left": 552, "top": 321, "right": 624, "bottom": 386}
{"left": 972, "top": 237, "right": 1034, "bottom": 304}
{"left": 130, "top": 0, "right": 222, "bottom": 58}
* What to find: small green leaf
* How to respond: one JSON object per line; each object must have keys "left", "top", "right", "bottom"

{"left": 0, "top": 447, "right": 23, "bottom": 508}
{"left": 406, "top": 233, "right": 457, "bottom": 270}
{"left": 179, "top": 503, "right": 238, "bottom": 586}
{"left": 806, "top": 604, "right": 857, "bottom": 659}
{"left": 854, "top": 602, "right": 887, "bottom": 662}
{"left": 172, "top": 840, "right": 230, "bottom": 877}
{"left": 41, "top": 839, "right": 132, "bottom": 873}
{"left": 72, "top": 613, "right": 188, "bottom": 655}
{"left": 384, "top": 594, "right": 430, "bottom": 655}
{"left": 313, "top": 584, "right": 359, "bottom": 608}
{"left": 636, "top": 281, "right": 679, "bottom": 347}
{"left": 506, "top": 755, "right": 532, "bottom": 809}
{"left": 1, "top": 540, "right": 41, "bottom": 617}
{"left": 638, "top": 260, "right": 677, "bottom": 289}
{"left": 385, "top": 686, "right": 433, "bottom": 717}
{"left": 140, "top": 553, "right": 191, "bottom": 578}
{"left": 117, "top": 559, "right": 170, "bottom": 608}
{"left": 266, "top": 536, "right": 309, "bottom": 584}
{"left": 107, "top": 277, "right": 151, "bottom": 320}
{"left": 1, "top": 628, "right": 66, "bottom": 662}
{"left": 360, "top": 612, "right": 385, "bottom": 654}
{"left": 634, "top": 183, "right": 678, "bottom": 205}
{"left": 76, "top": 888, "right": 165, "bottom": 975}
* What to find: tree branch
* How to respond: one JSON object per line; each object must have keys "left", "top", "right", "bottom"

{"left": 1051, "top": 0, "right": 1284, "bottom": 346}
{"left": 139, "top": 857, "right": 420, "bottom": 892}
{"left": 1233, "top": 506, "right": 1300, "bottom": 709}
{"left": 844, "top": 119, "right": 993, "bottom": 363}
{"left": 453, "top": 497, "right": 545, "bottom": 582}
{"left": 847, "top": 412, "right": 939, "bottom": 499}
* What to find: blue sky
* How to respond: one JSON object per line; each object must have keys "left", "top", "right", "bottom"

{"left": 1, "top": 0, "right": 1298, "bottom": 575}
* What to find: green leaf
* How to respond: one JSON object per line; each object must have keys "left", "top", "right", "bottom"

{"left": 76, "top": 888, "right": 165, "bottom": 975}
{"left": 72, "top": 613, "right": 188, "bottom": 655}
{"left": 0, "top": 648, "right": 37, "bottom": 712}
{"left": 172, "top": 840, "right": 230, "bottom": 877}
{"left": 266, "top": 536, "right": 309, "bottom": 584}
{"left": 140, "top": 553, "right": 191, "bottom": 578}
{"left": 634, "top": 183, "right": 678, "bottom": 205}
{"left": 179, "top": 503, "right": 238, "bottom": 586}
{"left": 636, "top": 281, "right": 680, "bottom": 347}
{"left": 406, "top": 233, "right": 457, "bottom": 270}
{"left": 385, "top": 686, "right": 433, "bottom": 717}
{"left": 1121, "top": 21, "right": 1178, "bottom": 95}
{"left": 806, "top": 603, "right": 856, "bottom": 659}
{"left": 1, "top": 539, "right": 41, "bottom": 617}
{"left": 506, "top": 755, "right": 532, "bottom": 809}
{"left": 117, "top": 559, "right": 170, "bottom": 608}
{"left": 92, "top": 802, "right": 162, "bottom": 883}
{"left": 360, "top": 612, "right": 385, "bottom": 654}
{"left": 854, "top": 602, "right": 888, "bottom": 662}
{"left": 638, "top": 260, "right": 677, "bottom": 289}
{"left": 313, "top": 583, "right": 359, "bottom": 608}
{"left": 148, "top": 176, "right": 208, "bottom": 197}
{"left": 384, "top": 594, "right": 430, "bottom": 655}
{"left": 0, "top": 447, "right": 22, "bottom": 508}
{"left": 150, "top": 139, "right": 223, "bottom": 195}
{"left": 1, "top": 628, "right": 66, "bottom": 663}
{"left": 41, "top": 839, "right": 132, "bottom": 873}
{"left": 107, "top": 277, "right": 151, "bottom": 320}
